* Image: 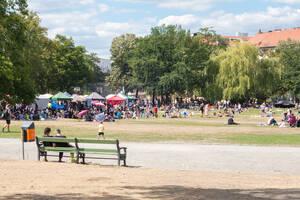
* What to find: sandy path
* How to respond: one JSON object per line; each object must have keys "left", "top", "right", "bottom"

{"left": 1, "top": 160, "right": 300, "bottom": 200}
{"left": 1, "top": 138, "right": 300, "bottom": 174}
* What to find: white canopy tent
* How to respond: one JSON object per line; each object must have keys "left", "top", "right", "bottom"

{"left": 35, "top": 94, "right": 52, "bottom": 110}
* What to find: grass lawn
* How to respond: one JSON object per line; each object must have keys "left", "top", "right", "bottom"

{"left": 0, "top": 108, "right": 299, "bottom": 146}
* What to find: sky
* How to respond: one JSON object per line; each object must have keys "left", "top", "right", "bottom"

{"left": 27, "top": 0, "right": 300, "bottom": 59}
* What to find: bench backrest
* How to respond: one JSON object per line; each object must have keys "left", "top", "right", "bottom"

{"left": 36, "top": 137, "right": 120, "bottom": 150}
{"left": 76, "top": 138, "right": 117, "bottom": 145}
{"left": 36, "top": 137, "right": 75, "bottom": 143}
{"left": 75, "top": 138, "right": 120, "bottom": 150}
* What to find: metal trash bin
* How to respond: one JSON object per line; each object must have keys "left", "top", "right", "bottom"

{"left": 21, "top": 122, "right": 35, "bottom": 142}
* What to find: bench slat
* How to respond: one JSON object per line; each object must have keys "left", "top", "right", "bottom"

{"left": 37, "top": 137, "right": 75, "bottom": 143}
{"left": 76, "top": 139, "right": 117, "bottom": 144}
{"left": 78, "top": 148, "right": 118, "bottom": 153}
{"left": 42, "top": 147, "right": 76, "bottom": 152}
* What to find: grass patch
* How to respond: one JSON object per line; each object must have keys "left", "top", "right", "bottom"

{"left": 226, "top": 134, "right": 300, "bottom": 146}
{"left": 0, "top": 113, "right": 299, "bottom": 146}
{"left": 123, "top": 119, "right": 257, "bottom": 127}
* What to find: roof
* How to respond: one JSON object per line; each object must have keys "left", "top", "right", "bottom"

{"left": 50, "top": 92, "right": 72, "bottom": 101}
{"left": 107, "top": 95, "right": 125, "bottom": 101}
{"left": 221, "top": 36, "right": 250, "bottom": 45}
{"left": 249, "top": 28, "right": 300, "bottom": 48}
{"left": 86, "top": 92, "right": 105, "bottom": 100}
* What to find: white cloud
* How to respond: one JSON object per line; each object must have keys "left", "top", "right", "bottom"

{"left": 79, "top": 0, "right": 95, "bottom": 5}
{"left": 158, "top": 6, "right": 300, "bottom": 35}
{"left": 95, "top": 22, "right": 149, "bottom": 38}
{"left": 158, "top": 15, "right": 199, "bottom": 26}
{"left": 98, "top": 3, "right": 110, "bottom": 13}
{"left": 157, "top": 0, "right": 213, "bottom": 11}
{"left": 268, "top": 0, "right": 300, "bottom": 4}
{"left": 115, "top": 0, "right": 240, "bottom": 11}
{"left": 28, "top": 0, "right": 94, "bottom": 11}
{"left": 38, "top": 9, "right": 150, "bottom": 58}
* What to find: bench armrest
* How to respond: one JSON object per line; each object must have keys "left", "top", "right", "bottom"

{"left": 120, "top": 147, "right": 127, "bottom": 153}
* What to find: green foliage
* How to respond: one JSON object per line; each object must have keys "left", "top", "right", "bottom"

{"left": 276, "top": 40, "right": 300, "bottom": 97}
{"left": 106, "top": 34, "right": 137, "bottom": 92}
{"left": 213, "top": 42, "right": 280, "bottom": 102}
{"left": 0, "top": 0, "right": 35, "bottom": 104}
{"left": 0, "top": 1, "right": 103, "bottom": 103}
{"left": 107, "top": 25, "right": 228, "bottom": 103}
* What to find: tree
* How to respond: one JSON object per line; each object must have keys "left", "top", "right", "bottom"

{"left": 47, "top": 35, "right": 101, "bottom": 93}
{"left": 213, "top": 42, "right": 280, "bottom": 102}
{"left": 276, "top": 40, "right": 300, "bottom": 98}
{"left": 0, "top": 0, "right": 36, "bottom": 104}
{"left": 184, "top": 28, "right": 227, "bottom": 98}
{"left": 24, "top": 12, "right": 51, "bottom": 94}
{"left": 130, "top": 25, "right": 191, "bottom": 103}
{"left": 106, "top": 34, "right": 137, "bottom": 92}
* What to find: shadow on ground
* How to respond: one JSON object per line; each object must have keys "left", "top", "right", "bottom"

{"left": 1, "top": 186, "right": 300, "bottom": 200}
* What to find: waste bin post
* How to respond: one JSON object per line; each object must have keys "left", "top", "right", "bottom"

{"left": 21, "top": 122, "right": 35, "bottom": 160}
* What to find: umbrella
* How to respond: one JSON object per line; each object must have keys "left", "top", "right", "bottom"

{"left": 51, "top": 101, "right": 64, "bottom": 110}
{"left": 86, "top": 92, "right": 105, "bottom": 100}
{"left": 50, "top": 92, "right": 72, "bottom": 101}
{"left": 91, "top": 100, "right": 100, "bottom": 105}
{"left": 95, "top": 113, "right": 105, "bottom": 121}
{"left": 95, "top": 102, "right": 105, "bottom": 106}
{"left": 91, "top": 101, "right": 105, "bottom": 106}
{"left": 72, "top": 95, "right": 86, "bottom": 102}
{"left": 274, "top": 100, "right": 295, "bottom": 108}
{"left": 77, "top": 110, "right": 88, "bottom": 116}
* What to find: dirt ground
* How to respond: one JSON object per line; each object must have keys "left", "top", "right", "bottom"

{"left": 1, "top": 160, "right": 300, "bottom": 200}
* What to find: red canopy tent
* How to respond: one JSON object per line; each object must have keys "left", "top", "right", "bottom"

{"left": 106, "top": 95, "right": 125, "bottom": 105}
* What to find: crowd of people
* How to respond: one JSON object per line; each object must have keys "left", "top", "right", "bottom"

{"left": 1, "top": 97, "right": 300, "bottom": 132}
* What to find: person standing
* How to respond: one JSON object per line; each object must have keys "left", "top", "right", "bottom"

{"left": 98, "top": 121, "right": 105, "bottom": 139}
{"left": 2, "top": 104, "right": 12, "bottom": 133}
{"left": 199, "top": 103, "right": 204, "bottom": 117}
{"left": 238, "top": 103, "right": 242, "bottom": 114}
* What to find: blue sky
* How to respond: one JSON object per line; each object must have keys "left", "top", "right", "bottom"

{"left": 28, "top": 0, "right": 300, "bottom": 58}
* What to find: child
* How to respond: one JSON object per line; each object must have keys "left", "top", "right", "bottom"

{"left": 98, "top": 121, "right": 105, "bottom": 139}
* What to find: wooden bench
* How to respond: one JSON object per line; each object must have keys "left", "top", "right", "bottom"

{"left": 36, "top": 137, "right": 127, "bottom": 166}
{"left": 36, "top": 137, "right": 76, "bottom": 161}
{"left": 75, "top": 138, "right": 127, "bottom": 166}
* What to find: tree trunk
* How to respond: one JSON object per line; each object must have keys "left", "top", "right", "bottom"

{"left": 135, "top": 89, "right": 139, "bottom": 99}
{"left": 152, "top": 91, "right": 155, "bottom": 105}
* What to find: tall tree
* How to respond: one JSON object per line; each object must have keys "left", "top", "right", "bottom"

{"left": 106, "top": 34, "right": 137, "bottom": 92}
{"left": 276, "top": 39, "right": 300, "bottom": 98}
{"left": 213, "top": 42, "right": 280, "bottom": 102}
{"left": 0, "top": 0, "right": 36, "bottom": 104}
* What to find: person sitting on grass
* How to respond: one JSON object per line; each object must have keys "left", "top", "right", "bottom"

{"left": 267, "top": 117, "right": 278, "bottom": 126}
{"left": 287, "top": 114, "right": 297, "bottom": 127}
{"left": 227, "top": 116, "right": 239, "bottom": 125}
{"left": 217, "top": 112, "right": 223, "bottom": 118}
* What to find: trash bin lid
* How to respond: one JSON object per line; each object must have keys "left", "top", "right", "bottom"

{"left": 21, "top": 122, "right": 35, "bottom": 129}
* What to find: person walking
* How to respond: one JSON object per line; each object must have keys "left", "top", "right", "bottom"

{"left": 2, "top": 104, "right": 12, "bottom": 133}
{"left": 98, "top": 121, "right": 105, "bottom": 139}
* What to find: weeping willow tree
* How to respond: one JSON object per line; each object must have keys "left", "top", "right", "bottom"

{"left": 213, "top": 42, "right": 280, "bottom": 102}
